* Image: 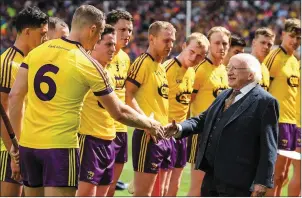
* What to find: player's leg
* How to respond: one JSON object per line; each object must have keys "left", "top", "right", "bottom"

{"left": 42, "top": 148, "right": 79, "bottom": 196}
{"left": 166, "top": 138, "right": 187, "bottom": 196}
{"left": 187, "top": 134, "right": 204, "bottom": 196}
{"left": 288, "top": 126, "right": 301, "bottom": 196}
{"left": 157, "top": 169, "right": 169, "bottom": 196}
{"left": 266, "top": 124, "right": 294, "bottom": 196}
{"left": 132, "top": 129, "right": 164, "bottom": 196}
{"left": 107, "top": 132, "right": 128, "bottom": 196}
{"left": 0, "top": 151, "right": 22, "bottom": 196}
{"left": 19, "top": 146, "right": 44, "bottom": 196}
{"left": 77, "top": 135, "right": 114, "bottom": 197}
{"left": 163, "top": 169, "right": 172, "bottom": 196}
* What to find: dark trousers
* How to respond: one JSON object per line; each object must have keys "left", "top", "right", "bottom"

{"left": 201, "top": 171, "right": 252, "bottom": 197}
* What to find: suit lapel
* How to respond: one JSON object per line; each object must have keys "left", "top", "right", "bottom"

{"left": 206, "top": 89, "right": 232, "bottom": 129}
{"left": 224, "top": 86, "right": 260, "bottom": 127}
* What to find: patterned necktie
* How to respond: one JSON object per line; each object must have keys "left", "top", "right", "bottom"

{"left": 223, "top": 90, "right": 241, "bottom": 111}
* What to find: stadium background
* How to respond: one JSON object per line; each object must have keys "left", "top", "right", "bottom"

{"left": 0, "top": 0, "right": 300, "bottom": 196}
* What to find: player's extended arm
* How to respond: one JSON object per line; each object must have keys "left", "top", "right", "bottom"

{"left": 0, "top": 92, "right": 12, "bottom": 150}
{"left": 125, "top": 80, "right": 145, "bottom": 115}
{"left": 8, "top": 67, "right": 28, "bottom": 141}
{"left": 98, "top": 92, "right": 164, "bottom": 139}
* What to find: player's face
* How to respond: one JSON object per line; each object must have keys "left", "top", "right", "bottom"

{"left": 227, "top": 57, "right": 253, "bottom": 90}
{"left": 113, "top": 19, "right": 133, "bottom": 49}
{"left": 183, "top": 39, "right": 208, "bottom": 68}
{"left": 94, "top": 33, "right": 116, "bottom": 65}
{"left": 153, "top": 29, "right": 175, "bottom": 57}
{"left": 252, "top": 35, "right": 274, "bottom": 60}
{"left": 28, "top": 23, "right": 48, "bottom": 50}
{"left": 228, "top": 46, "right": 244, "bottom": 57}
{"left": 209, "top": 32, "right": 229, "bottom": 60}
{"left": 47, "top": 25, "right": 69, "bottom": 40}
{"left": 282, "top": 31, "right": 301, "bottom": 53}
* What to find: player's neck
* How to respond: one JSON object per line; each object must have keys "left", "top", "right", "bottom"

{"left": 281, "top": 43, "right": 294, "bottom": 55}
{"left": 177, "top": 54, "right": 188, "bottom": 69}
{"left": 115, "top": 45, "right": 122, "bottom": 55}
{"left": 222, "top": 56, "right": 230, "bottom": 66}
{"left": 251, "top": 50, "right": 263, "bottom": 63}
{"left": 208, "top": 53, "right": 222, "bottom": 66}
{"left": 146, "top": 47, "right": 163, "bottom": 63}
{"left": 14, "top": 35, "right": 30, "bottom": 56}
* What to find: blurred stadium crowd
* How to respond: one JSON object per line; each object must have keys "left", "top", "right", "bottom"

{"left": 1, "top": 0, "right": 301, "bottom": 61}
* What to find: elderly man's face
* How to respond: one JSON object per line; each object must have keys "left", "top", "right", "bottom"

{"left": 226, "top": 57, "right": 253, "bottom": 90}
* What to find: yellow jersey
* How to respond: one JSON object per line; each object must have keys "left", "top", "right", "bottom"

{"left": 259, "top": 63, "right": 270, "bottom": 91}
{"left": 127, "top": 53, "right": 169, "bottom": 125}
{"left": 107, "top": 49, "right": 130, "bottom": 132}
{"left": 264, "top": 46, "right": 300, "bottom": 124}
{"left": 191, "top": 58, "right": 228, "bottom": 116}
{"left": 20, "top": 37, "right": 113, "bottom": 149}
{"left": 0, "top": 46, "right": 24, "bottom": 151}
{"left": 164, "top": 57, "right": 195, "bottom": 122}
{"left": 296, "top": 63, "right": 301, "bottom": 128}
{"left": 79, "top": 68, "right": 116, "bottom": 140}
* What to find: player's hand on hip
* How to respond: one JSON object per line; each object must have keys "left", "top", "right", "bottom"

{"left": 164, "top": 120, "right": 178, "bottom": 138}
{"left": 11, "top": 158, "right": 22, "bottom": 182}
{"left": 9, "top": 144, "right": 20, "bottom": 165}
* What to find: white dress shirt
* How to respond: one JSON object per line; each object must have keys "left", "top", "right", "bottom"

{"left": 233, "top": 81, "right": 257, "bottom": 104}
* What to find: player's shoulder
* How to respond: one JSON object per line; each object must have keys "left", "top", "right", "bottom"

{"left": 118, "top": 49, "right": 130, "bottom": 59}
{"left": 194, "top": 58, "right": 207, "bottom": 73}
{"left": 131, "top": 52, "right": 152, "bottom": 66}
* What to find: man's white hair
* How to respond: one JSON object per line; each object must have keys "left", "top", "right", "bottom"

{"left": 231, "top": 53, "right": 262, "bottom": 83}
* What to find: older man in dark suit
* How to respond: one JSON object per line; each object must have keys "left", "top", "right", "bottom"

{"left": 165, "top": 53, "right": 279, "bottom": 196}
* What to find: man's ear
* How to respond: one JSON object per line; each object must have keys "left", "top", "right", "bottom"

{"left": 248, "top": 72, "right": 255, "bottom": 81}
{"left": 23, "top": 28, "right": 30, "bottom": 36}
{"left": 89, "top": 24, "right": 97, "bottom": 38}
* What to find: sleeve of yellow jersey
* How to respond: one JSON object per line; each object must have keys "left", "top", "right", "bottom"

{"left": 192, "top": 65, "right": 205, "bottom": 94}
{"left": 264, "top": 50, "right": 279, "bottom": 80}
{"left": 78, "top": 59, "right": 113, "bottom": 96}
{"left": 126, "top": 55, "right": 148, "bottom": 87}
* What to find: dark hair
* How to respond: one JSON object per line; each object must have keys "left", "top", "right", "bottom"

{"left": 49, "top": 17, "right": 68, "bottom": 30}
{"left": 106, "top": 9, "right": 133, "bottom": 25}
{"left": 230, "top": 35, "right": 246, "bottom": 47}
{"left": 15, "top": 6, "right": 49, "bottom": 33}
{"left": 101, "top": 24, "right": 116, "bottom": 40}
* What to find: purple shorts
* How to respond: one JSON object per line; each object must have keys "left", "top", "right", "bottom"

{"left": 278, "top": 123, "right": 300, "bottom": 151}
{"left": 112, "top": 132, "right": 128, "bottom": 163}
{"left": 132, "top": 129, "right": 173, "bottom": 174}
{"left": 19, "top": 146, "right": 79, "bottom": 188}
{"left": 0, "top": 151, "right": 22, "bottom": 185}
{"left": 187, "top": 134, "right": 200, "bottom": 163}
{"left": 295, "top": 126, "right": 301, "bottom": 148}
{"left": 171, "top": 138, "right": 187, "bottom": 168}
{"left": 79, "top": 134, "right": 114, "bottom": 185}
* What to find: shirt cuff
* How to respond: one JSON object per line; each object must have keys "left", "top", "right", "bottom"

{"left": 173, "top": 124, "right": 182, "bottom": 138}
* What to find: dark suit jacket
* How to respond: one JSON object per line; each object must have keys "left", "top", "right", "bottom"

{"left": 179, "top": 84, "right": 279, "bottom": 190}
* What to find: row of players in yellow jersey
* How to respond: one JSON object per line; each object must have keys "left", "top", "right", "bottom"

{"left": 0, "top": 4, "right": 301, "bottom": 198}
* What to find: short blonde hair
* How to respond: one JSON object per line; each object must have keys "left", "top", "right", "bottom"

{"left": 186, "top": 32, "right": 210, "bottom": 48}
{"left": 71, "top": 5, "right": 105, "bottom": 29}
{"left": 207, "top": 26, "right": 231, "bottom": 42}
{"left": 148, "top": 21, "right": 176, "bottom": 37}
{"left": 284, "top": 18, "right": 301, "bottom": 35}
{"left": 254, "top": 27, "right": 275, "bottom": 39}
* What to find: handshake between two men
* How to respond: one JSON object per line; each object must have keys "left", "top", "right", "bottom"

{"left": 146, "top": 117, "right": 180, "bottom": 142}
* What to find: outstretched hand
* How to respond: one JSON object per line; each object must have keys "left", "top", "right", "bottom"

{"left": 164, "top": 120, "right": 179, "bottom": 139}
{"left": 145, "top": 113, "right": 165, "bottom": 142}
